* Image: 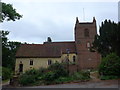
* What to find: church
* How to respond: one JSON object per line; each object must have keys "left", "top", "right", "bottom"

{"left": 15, "top": 17, "right": 101, "bottom": 74}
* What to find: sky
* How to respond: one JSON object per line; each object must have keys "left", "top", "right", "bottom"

{"left": 1, "top": 0, "right": 119, "bottom": 44}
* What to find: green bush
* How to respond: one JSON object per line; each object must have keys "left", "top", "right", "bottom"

{"left": 19, "top": 74, "right": 36, "bottom": 86}
{"left": 42, "top": 71, "right": 56, "bottom": 81}
{"left": 99, "top": 53, "right": 120, "bottom": 76}
{"left": 72, "top": 71, "right": 90, "bottom": 81}
{"left": 100, "top": 75, "right": 118, "bottom": 80}
{"left": 39, "top": 67, "right": 47, "bottom": 74}
{"left": 18, "top": 63, "right": 91, "bottom": 86}
{"left": 2, "top": 67, "right": 12, "bottom": 80}
{"left": 55, "top": 77, "right": 74, "bottom": 84}
{"left": 19, "top": 69, "right": 41, "bottom": 86}
{"left": 48, "top": 62, "right": 68, "bottom": 77}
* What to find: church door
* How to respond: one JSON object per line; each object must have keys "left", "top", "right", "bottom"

{"left": 19, "top": 64, "right": 23, "bottom": 72}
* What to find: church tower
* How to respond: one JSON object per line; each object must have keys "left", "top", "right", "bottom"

{"left": 74, "top": 17, "right": 101, "bottom": 70}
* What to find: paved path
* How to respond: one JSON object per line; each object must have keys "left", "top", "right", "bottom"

{"left": 3, "top": 79, "right": 119, "bottom": 88}
{"left": 24, "top": 80, "right": 119, "bottom": 88}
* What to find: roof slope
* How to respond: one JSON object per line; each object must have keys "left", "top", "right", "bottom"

{"left": 16, "top": 41, "right": 76, "bottom": 58}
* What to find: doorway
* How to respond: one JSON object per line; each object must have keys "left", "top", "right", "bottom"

{"left": 19, "top": 64, "right": 23, "bottom": 72}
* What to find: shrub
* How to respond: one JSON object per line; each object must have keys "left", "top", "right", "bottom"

{"left": 27, "top": 69, "right": 40, "bottom": 76}
{"left": 42, "top": 71, "right": 56, "bottom": 81}
{"left": 39, "top": 67, "right": 47, "bottom": 74}
{"left": 100, "top": 75, "right": 118, "bottom": 80}
{"left": 2, "top": 67, "right": 12, "bottom": 80}
{"left": 42, "top": 62, "right": 69, "bottom": 83}
{"left": 99, "top": 53, "right": 120, "bottom": 76}
{"left": 72, "top": 71, "right": 90, "bottom": 81}
{"left": 19, "top": 74, "right": 36, "bottom": 86}
{"left": 54, "top": 77, "right": 74, "bottom": 84}
{"left": 48, "top": 62, "right": 68, "bottom": 78}
{"left": 19, "top": 69, "right": 41, "bottom": 86}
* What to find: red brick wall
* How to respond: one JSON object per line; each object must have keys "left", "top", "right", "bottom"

{"left": 74, "top": 18, "right": 101, "bottom": 70}
{"left": 68, "top": 64, "right": 78, "bottom": 74}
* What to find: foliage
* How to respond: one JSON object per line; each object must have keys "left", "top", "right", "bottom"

{"left": 48, "top": 62, "right": 68, "bottom": 77}
{"left": 18, "top": 63, "right": 91, "bottom": 86}
{"left": 39, "top": 67, "right": 47, "bottom": 74}
{"left": 1, "top": 30, "right": 21, "bottom": 70}
{"left": 99, "top": 53, "right": 120, "bottom": 76}
{"left": 19, "top": 74, "right": 36, "bottom": 86}
{"left": 72, "top": 71, "right": 90, "bottom": 81}
{"left": 42, "top": 62, "right": 68, "bottom": 82}
{"left": 93, "top": 20, "right": 120, "bottom": 57}
{"left": 100, "top": 75, "right": 118, "bottom": 80}
{"left": 19, "top": 69, "right": 40, "bottom": 86}
{"left": 2, "top": 67, "right": 12, "bottom": 80}
{"left": 54, "top": 77, "right": 74, "bottom": 84}
{"left": 42, "top": 71, "right": 56, "bottom": 81}
{"left": 1, "top": 1, "right": 22, "bottom": 71}
{"left": 0, "top": 2, "right": 22, "bottom": 22}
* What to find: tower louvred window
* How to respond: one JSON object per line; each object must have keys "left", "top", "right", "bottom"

{"left": 84, "top": 29, "right": 89, "bottom": 37}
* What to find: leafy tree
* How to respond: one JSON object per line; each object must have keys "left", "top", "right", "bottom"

{"left": 1, "top": 30, "right": 21, "bottom": 70}
{"left": 99, "top": 53, "right": 120, "bottom": 77}
{"left": 0, "top": 1, "right": 22, "bottom": 71}
{"left": 0, "top": 2, "right": 22, "bottom": 22}
{"left": 93, "top": 20, "right": 119, "bottom": 57}
{"left": 2, "top": 67, "right": 12, "bottom": 80}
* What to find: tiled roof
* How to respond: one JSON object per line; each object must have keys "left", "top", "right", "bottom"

{"left": 16, "top": 41, "right": 76, "bottom": 58}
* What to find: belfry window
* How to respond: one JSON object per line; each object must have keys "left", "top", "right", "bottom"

{"left": 84, "top": 29, "right": 89, "bottom": 37}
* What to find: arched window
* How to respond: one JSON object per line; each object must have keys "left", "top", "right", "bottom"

{"left": 84, "top": 29, "right": 89, "bottom": 37}
{"left": 48, "top": 60, "right": 52, "bottom": 65}
{"left": 73, "top": 56, "right": 76, "bottom": 62}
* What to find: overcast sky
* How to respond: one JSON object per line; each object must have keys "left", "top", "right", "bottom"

{"left": 1, "top": 0, "right": 119, "bottom": 44}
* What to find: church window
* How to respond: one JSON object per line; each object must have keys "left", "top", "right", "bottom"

{"left": 48, "top": 60, "right": 52, "bottom": 65}
{"left": 30, "top": 60, "right": 33, "bottom": 65}
{"left": 73, "top": 56, "right": 76, "bottom": 62}
{"left": 84, "top": 29, "right": 89, "bottom": 37}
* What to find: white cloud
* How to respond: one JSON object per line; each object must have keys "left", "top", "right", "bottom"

{"left": 1, "top": 1, "right": 118, "bottom": 44}
{"left": 2, "top": 0, "right": 119, "bottom": 3}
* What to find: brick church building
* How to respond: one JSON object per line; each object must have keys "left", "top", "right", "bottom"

{"left": 15, "top": 17, "right": 101, "bottom": 74}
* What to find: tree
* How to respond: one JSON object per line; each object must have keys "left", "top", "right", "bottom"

{"left": 1, "top": 30, "right": 21, "bottom": 70}
{"left": 99, "top": 53, "right": 120, "bottom": 77}
{"left": 0, "top": 2, "right": 22, "bottom": 72}
{"left": 0, "top": 2, "right": 22, "bottom": 22}
{"left": 93, "top": 20, "right": 119, "bottom": 57}
{"left": 47, "top": 37, "right": 52, "bottom": 42}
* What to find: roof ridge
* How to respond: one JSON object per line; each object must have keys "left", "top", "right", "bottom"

{"left": 21, "top": 44, "right": 43, "bottom": 45}
{"left": 45, "top": 41, "right": 75, "bottom": 43}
